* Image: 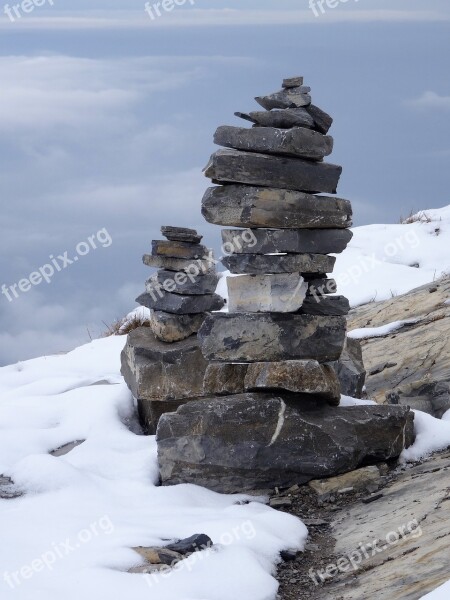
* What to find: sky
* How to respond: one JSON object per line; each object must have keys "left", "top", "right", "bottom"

{"left": 0, "top": 0, "right": 449, "bottom": 365}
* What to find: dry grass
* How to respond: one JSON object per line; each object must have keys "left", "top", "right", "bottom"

{"left": 103, "top": 313, "right": 151, "bottom": 337}
{"left": 401, "top": 210, "right": 432, "bottom": 224}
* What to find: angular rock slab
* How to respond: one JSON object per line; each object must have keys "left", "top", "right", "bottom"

{"left": 137, "top": 398, "right": 190, "bottom": 435}
{"left": 307, "top": 278, "right": 337, "bottom": 296}
{"left": 214, "top": 126, "right": 333, "bottom": 161}
{"left": 203, "top": 363, "right": 248, "bottom": 396}
{"left": 227, "top": 274, "right": 308, "bottom": 313}
{"left": 148, "top": 271, "right": 219, "bottom": 296}
{"left": 235, "top": 108, "right": 315, "bottom": 130}
{"left": 161, "top": 226, "right": 202, "bottom": 244}
{"left": 221, "top": 228, "right": 353, "bottom": 255}
{"left": 305, "top": 104, "right": 333, "bottom": 134}
{"left": 329, "top": 336, "right": 366, "bottom": 399}
{"left": 121, "top": 327, "right": 209, "bottom": 402}
{"left": 143, "top": 253, "right": 215, "bottom": 274}
{"left": 136, "top": 291, "right": 224, "bottom": 315}
{"left": 222, "top": 253, "right": 335, "bottom": 275}
{"left": 204, "top": 149, "right": 342, "bottom": 194}
{"left": 198, "top": 313, "right": 347, "bottom": 363}
{"left": 282, "top": 76, "right": 304, "bottom": 88}
{"left": 299, "top": 295, "right": 350, "bottom": 316}
{"left": 152, "top": 240, "right": 208, "bottom": 260}
{"left": 202, "top": 185, "right": 352, "bottom": 229}
{"left": 156, "top": 394, "right": 415, "bottom": 493}
{"left": 244, "top": 360, "right": 341, "bottom": 403}
{"left": 255, "top": 87, "right": 312, "bottom": 110}
{"left": 149, "top": 311, "right": 205, "bottom": 343}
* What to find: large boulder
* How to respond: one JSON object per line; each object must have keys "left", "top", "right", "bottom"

{"left": 157, "top": 393, "right": 415, "bottom": 493}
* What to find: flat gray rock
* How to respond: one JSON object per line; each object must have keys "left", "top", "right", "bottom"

{"left": 328, "top": 337, "right": 366, "bottom": 398}
{"left": 235, "top": 108, "right": 315, "bottom": 129}
{"left": 282, "top": 76, "right": 304, "bottom": 88}
{"left": 244, "top": 360, "right": 341, "bottom": 402}
{"left": 255, "top": 87, "right": 312, "bottom": 110}
{"left": 203, "top": 363, "right": 248, "bottom": 396}
{"left": 221, "top": 228, "right": 353, "bottom": 255}
{"left": 299, "top": 295, "right": 350, "bottom": 316}
{"left": 150, "top": 311, "right": 205, "bottom": 343}
{"left": 198, "top": 313, "right": 346, "bottom": 362}
{"left": 222, "top": 253, "right": 335, "bottom": 275}
{"left": 227, "top": 274, "right": 308, "bottom": 313}
{"left": 214, "top": 126, "right": 333, "bottom": 161}
{"left": 147, "top": 271, "right": 219, "bottom": 296}
{"left": 204, "top": 149, "right": 342, "bottom": 194}
{"left": 202, "top": 185, "right": 352, "bottom": 229}
{"left": 143, "top": 253, "right": 215, "bottom": 274}
{"left": 136, "top": 291, "right": 225, "bottom": 315}
{"left": 152, "top": 240, "right": 208, "bottom": 260}
{"left": 161, "top": 226, "right": 202, "bottom": 244}
{"left": 156, "top": 394, "right": 415, "bottom": 492}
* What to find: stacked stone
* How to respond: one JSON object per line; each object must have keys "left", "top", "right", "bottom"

{"left": 121, "top": 226, "right": 224, "bottom": 434}
{"left": 137, "top": 226, "right": 224, "bottom": 342}
{"left": 198, "top": 77, "right": 353, "bottom": 406}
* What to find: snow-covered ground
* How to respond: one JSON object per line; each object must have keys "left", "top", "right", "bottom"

{"left": 2, "top": 206, "right": 450, "bottom": 600}
{"left": 334, "top": 206, "right": 450, "bottom": 307}
{"left": 0, "top": 337, "right": 308, "bottom": 600}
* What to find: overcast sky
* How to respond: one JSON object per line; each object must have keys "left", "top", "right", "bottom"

{"left": 0, "top": 0, "right": 449, "bottom": 365}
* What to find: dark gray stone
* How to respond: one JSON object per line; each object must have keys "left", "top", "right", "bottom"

{"left": 152, "top": 240, "right": 208, "bottom": 260}
{"left": 161, "top": 226, "right": 202, "bottom": 244}
{"left": 203, "top": 363, "right": 248, "bottom": 396}
{"left": 149, "top": 311, "right": 205, "bottom": 343}
{"left": 121, "top": 327, "right": 209, "bottom": 402}
{"left": 255, "top": 87, "right": 312, "bottom": 110}
{"left": 202, "top": 185, "right": 352, "bottom": 229}
{"left": 136, "top": 291, "right": 225, "bottom": 315}
{"left": 222, "top": 253, "right": 335, "bottom": 275}
{"left": 166, "top": 534, "right": 213, "bottom": 555}
{"left": 214, "top": 126, "right": 333, "bottom": 161}
{"left": 307, "top": 278, "right": 337, "bottom": 296}
{"left": 305, "top": 104, "right": 333, "bottom": 134}
{"left": 221, "top": 228, "right": 353, "bottom": 255}
{"left": 0, "top": 476, "right": 23, "bottom": 500}
{"left": 143, "top": 253, "right": 216, "bottom": 274}
{"left": 138, "top": 398, "right": 190, "bottom": 435}
{"left": 299, "top": 295, "right": 350, "bottom": 316}
{"left": 147, "top": 271, "right": 219, "bottom": 296}
{"left": 282, "top": 76, "right": 304, "bottom": 88}
{"left": 198, "top": 313, "right": 346, "bottom": 363}
{"left": 204, "top": 149, "right": 342, "bottom": 194}
{"left": 329, "top": 337, "right": 366, "bottom": 399}
{"left": 156, "top": 394, "right": 415, "bottom": 492}
{"left": 235, "top": 109, "right": 315, "bottom": 130}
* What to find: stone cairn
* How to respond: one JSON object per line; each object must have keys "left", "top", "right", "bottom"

{"left": 124, "top": 76, "right": 415, "bottom": 492}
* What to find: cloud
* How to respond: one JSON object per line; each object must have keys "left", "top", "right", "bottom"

{"left": 407, "top": 91, "right": 450, "bottom": 111}
{"left": 0, "top": 8, "right": 448, "bottom": 30}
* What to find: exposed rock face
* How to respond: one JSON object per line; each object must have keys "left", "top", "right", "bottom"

{"left": 204, "top": 149, "right": 342, "bottom": 194}
{"left": 198, "top": 313, "right": 347, "bottom": 363}
{"left": 244, "top": 360, "right": 341, "bottom": 403}
{"left": 221, "top": 228, "right": 353, "bottom": 255}
{"left": 227, "top": 274, "right": 308, "bottom": 313}
{"left": 214, "top": 125, "right": 333, "bottom": 160}
{"left": 308, "top": 465, "right": 382, "bottom": 500}
{"left": 202, "top": 185, "right": 352, "bottom": 229}
{"left": 149, "top": 311, "right": 205, "bottom": 343}
{"left": 347, "top": 276, "right": 450, "bottom": 415}
{"left": 222, "top": 253, "right": 335, "bottom": 275}
{"left": 157, "top": 394, "right": 415, "bottom": 493}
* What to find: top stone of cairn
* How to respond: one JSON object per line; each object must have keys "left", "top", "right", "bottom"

{"left": 161, "top": 226, "right": 203, "bottom": 245}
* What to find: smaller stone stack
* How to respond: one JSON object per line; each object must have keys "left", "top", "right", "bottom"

{"left": 121, "top": 226, "right": 224, "bottom": 434}
{"left": 137, "top": 226, "right": 224, "bottom": 342}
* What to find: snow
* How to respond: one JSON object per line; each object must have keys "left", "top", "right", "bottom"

{"left": 348, "top": 319, "right": 420, "bottom": 340}
{"left": 0, "top": 337, "right": 307, "bottom": 600}
{"left": 421, "top": 580, "right": 450, "bottom": 600}
{"left": 401, "top": 410, "right": 450, "bottom": 463}
{"left": 334, "top": 206, "right": 450, "bottom": 307}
